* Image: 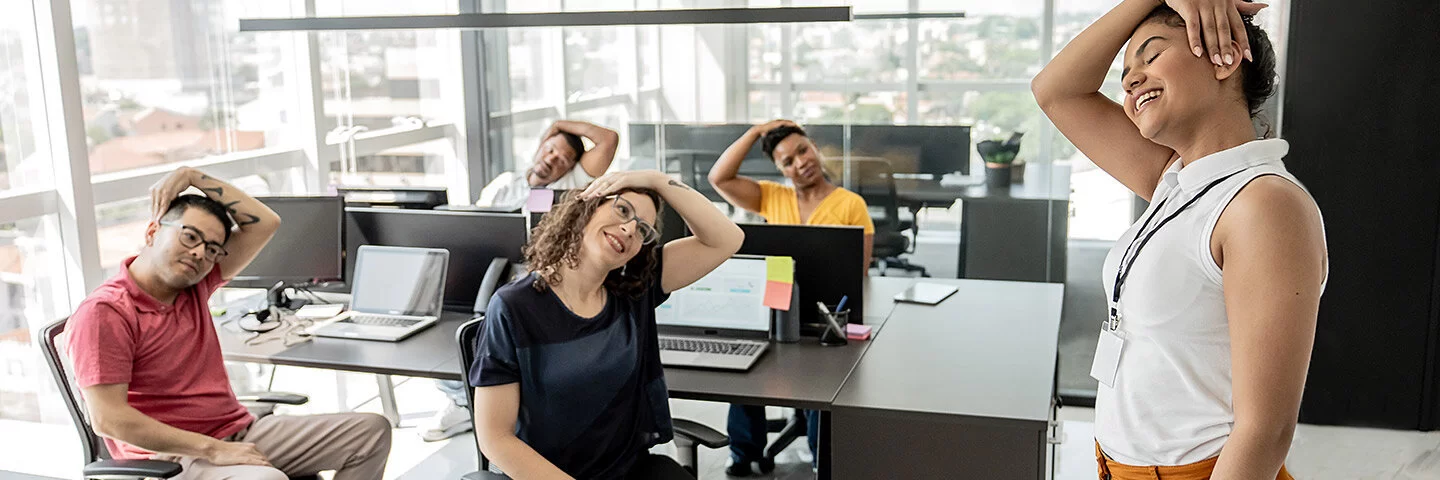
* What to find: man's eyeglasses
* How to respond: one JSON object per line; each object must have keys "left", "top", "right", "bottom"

{"left": 159, "top": 221, "right": 229, "bottom": 261}
{"left": 606, "top": 195, "right": 660, "bottom": 245}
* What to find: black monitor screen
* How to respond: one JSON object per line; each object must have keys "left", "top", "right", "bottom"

{"left": 345, "top": 208, "right": 528, "bottom": 311}
{"left": 736, "top": 223, "right": 865, "bottom": 334}
{"left": 230, "top": 196, "right": 345, "bottom": 287}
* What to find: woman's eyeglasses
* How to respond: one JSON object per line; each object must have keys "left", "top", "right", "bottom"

{"left": 606, "top": 195, "right": 660, "bottom": 245}
{"left": 159, "top": 221, "right": 229, "bottom": 261}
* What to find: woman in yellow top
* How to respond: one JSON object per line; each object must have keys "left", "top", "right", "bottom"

{"left": 708, "top": 119, "right": 875, "bottom": 273}
{"left": 707, "top": 119, "right": 875, "bottom": 476}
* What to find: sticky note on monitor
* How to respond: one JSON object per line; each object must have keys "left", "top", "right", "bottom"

{"left": 526, "top": 188, "right": 555, "bottom": 213}
{"left": 763, "top": 256, "right": 795, "bottom": 310}
{"left": 763, "top": 280, "right": 792, "bottom": 311}
{"left": 765, "top": 256, "right": 794, "bottom": 284}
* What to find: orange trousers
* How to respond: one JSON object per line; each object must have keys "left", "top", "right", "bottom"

{"left": 1096, "top": 443, "right": 1294, "bottom": 480}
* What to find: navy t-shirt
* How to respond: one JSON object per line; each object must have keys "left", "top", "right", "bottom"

{"left": 468, "top": 271, "right": 674, "bottom": 479}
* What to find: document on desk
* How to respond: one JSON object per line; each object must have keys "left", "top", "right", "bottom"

{"left": 296, "top": 304, "right": 345, "bottom": 319}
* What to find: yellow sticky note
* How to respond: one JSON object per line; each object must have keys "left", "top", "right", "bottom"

{"left": 766, "top": 256, "right": 794, "bottom": 284}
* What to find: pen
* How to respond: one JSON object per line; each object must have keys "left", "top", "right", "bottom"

{"left": 836, "top": 295, "right": 849, "bottom": 313}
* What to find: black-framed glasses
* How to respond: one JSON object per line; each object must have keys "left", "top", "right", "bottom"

{"left": 606, "top": 195, "right": 660, "bottom": 245}
{"left": 159, "top": 221, "right": 229, "bottom": 261}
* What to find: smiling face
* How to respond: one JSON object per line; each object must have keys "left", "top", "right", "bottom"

{"left": 1121, "top": 20, "right": 1234, "bottom": 142}
{"left": 578, "top": 191, "right": 659, "bottom": 272}
{"left": 770, "top": 133, "right": 828, "bottom": 188}
{"left": 142, "top": 206, "right": 227, "bottom": 289}
{"left": 528, "top": 135, "right": 581, "bottom": 186}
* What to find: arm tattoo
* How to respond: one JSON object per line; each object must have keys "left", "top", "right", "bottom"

{"left": 223, "top": 201, "right": 262, "bottom": 227}
{"left": 667, "top": 179, "right": 694, "bottom": 191}
{"left": 200, "top": 186, "right": 224, "bottom": 198}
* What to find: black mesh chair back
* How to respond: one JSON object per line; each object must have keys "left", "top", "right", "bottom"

{"left": 456, "top": 318, "right": 492, "bottom": 472}
{"left": 829, "top": 157, "right": 908, "bottom": 257}
{"left": 40, "top": 317, "right": 108, "bottom": 465}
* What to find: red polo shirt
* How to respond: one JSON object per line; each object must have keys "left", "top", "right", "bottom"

{"left": 65, "top": 256, "right": 252, "bottom": 460}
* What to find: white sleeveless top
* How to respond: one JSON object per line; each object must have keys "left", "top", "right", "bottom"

{"left": 1094, "top": 139, "right": 1327, "bottom": 466}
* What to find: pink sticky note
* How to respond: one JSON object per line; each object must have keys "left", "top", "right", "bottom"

{"left": 763, "top": 280, "right": 792, "bottom": 311}
{"left": 845, "top": 324, "right": 872, "bottom": 341}
{"left": 526, "top": 188, "right": 555, "bottom": 212}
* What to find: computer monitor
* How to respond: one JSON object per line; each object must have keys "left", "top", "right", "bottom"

{"left": 656, "top": 255, "right": 771, "bottom": 334}
{"left": 736, "top": 223, "right": 865, "bottom": 334}
{"left": 336, "top": 185, "right": 448, "bottom": 210}
{"left": 344, "top": 208, "right": 528, "bottom": 311}
{"left": 229, "top": 196, "right": 345, "bottom": 288}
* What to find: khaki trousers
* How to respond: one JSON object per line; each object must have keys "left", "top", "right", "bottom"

{"left": 157, "top": 413, "right": 391, "bottom": 480}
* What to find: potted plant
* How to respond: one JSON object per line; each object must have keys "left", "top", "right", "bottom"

{"left": 978, "top": 132, "right": 1023, "bottom": 189}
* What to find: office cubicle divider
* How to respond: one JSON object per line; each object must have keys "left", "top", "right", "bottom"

{"left": 629, "top": 123, "right": 973, "bottom": 181}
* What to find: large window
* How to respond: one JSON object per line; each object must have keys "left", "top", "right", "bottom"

{"left": 74, "top": 0, "right": 299, "bottom": 177}
{"left": 1, "top": 1, "right": 50, "bottom": 194}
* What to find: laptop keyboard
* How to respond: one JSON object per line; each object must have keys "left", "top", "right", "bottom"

{"left": 345, "top": 315, "right": 421, "bottom": 328}
{"left": 659, "top": 337, "right": 762, "bottom": 356}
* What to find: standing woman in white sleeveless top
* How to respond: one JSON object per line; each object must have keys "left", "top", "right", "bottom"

{"left": 1034, "top": 0, "right": 1327, "bottom": 478}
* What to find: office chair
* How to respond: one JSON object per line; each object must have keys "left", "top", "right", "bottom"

{"left": 456, "top": 318, "right": 728, "bottom": 478}
{"left": 835, "top": 158, "right": 929, "bottom": 277}
{"left": 762, "top": 409, "right": 809, "bottom": 462}
{"left": 41, "top": 318, "right": 315, "bottom": 480}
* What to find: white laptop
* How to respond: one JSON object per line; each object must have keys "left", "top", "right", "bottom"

{"left": 656, "top": 255, "right": 771, "bottom": 371}
{"left": 309, "top": 245, "right": 449, "bottom": 342}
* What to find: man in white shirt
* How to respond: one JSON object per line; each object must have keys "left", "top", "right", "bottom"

{"left": 475, "top": 120, "right": 620, "bottom": 209}
{"left": 424, "top": 120, "right": 618, "bottom": 442}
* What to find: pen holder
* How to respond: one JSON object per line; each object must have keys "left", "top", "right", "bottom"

{"left": 819, "top": 308, "right": 849, "bottom": 347}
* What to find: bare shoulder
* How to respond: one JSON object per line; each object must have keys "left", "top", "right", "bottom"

{"left": 1214, "top": 175, "right": 1326, "bottom": 272}
{"left": 1223, "top": 175, "right": 1322, "bottom": 229}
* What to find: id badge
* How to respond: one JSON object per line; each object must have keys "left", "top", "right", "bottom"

{"left": 1090, "top": 329, "right": 1126, "bottom": 388}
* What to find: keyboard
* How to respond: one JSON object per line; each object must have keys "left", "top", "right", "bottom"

{"left": 659, "top": 337, "right": 763, "bottom": 356}
{"left": 344, "top": 314, "right": 421, "bottom": 328}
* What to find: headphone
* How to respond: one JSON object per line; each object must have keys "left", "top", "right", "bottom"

{"left": 237, "top": 306, "right": 283, "bottom": 333}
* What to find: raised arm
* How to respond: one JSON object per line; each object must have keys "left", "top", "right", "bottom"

{"left": 550, "top": 120, "right": 619, "bottom": 178}
{"left": 582, "top": 170, "right": 744, "bottom": 293}
{"left": 1212, "top": 177, "right": 1326, "bottom": 479}
{"left": 149, "top": 166, "right": 281, "bottom": 280}
{"left": 83, "top": 383, "right": 271, "bottom": 467}
{"left": 708, "top": 120, "right": 794, "bottom": 213}
{"left": 1032, "top": 0, "right": 1176, "bottom": 200}
{"left": 1031, "top": 0, "right": 1264, "bottom": 201}
{"left": 473, "top": 383, "right": 573, "bottom": 479}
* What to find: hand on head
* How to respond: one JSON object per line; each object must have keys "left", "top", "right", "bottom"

{"left": 1162, "top": 0, "right": 1268, "bottom": 66}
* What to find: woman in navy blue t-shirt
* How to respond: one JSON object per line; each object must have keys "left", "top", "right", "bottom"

{"left": 469, "top": 170, "right": 744, "bottom": 479}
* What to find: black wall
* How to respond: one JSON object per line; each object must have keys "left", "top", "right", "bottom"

{"left": 1282, "top": 0, "right": 1440, "bottom": 429}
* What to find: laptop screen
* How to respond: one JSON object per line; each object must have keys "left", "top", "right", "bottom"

{"left": 350, "top": 246, "right": 447, "bottom": 316}
{"left": 656, "top": 256, "right": 770, "bottom": 332}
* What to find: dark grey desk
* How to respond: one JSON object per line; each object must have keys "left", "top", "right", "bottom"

{"left": 831, "top": 279, "right": 1065, "bottom": 479}
{"left": 215, "top": 276, "right": 1063, "bottom": 478}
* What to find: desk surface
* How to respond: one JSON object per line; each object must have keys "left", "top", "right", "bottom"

{"left": 216, "top": 277, "right": 1061, "bottom": 419}
{"left": 834, "top": 278, "right": 1064, "bottom": 427}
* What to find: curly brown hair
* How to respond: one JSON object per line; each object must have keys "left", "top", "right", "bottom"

{"left": 524, "top": 188, "right": 665, "bottom": 298}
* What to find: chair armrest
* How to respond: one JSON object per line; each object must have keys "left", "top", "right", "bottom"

{"left": 85, "top": 459, "right": 182, "bottom": 479}
{"left": 235, "top": 392, "right": 309, "bottom": 405}
{"left": 673, "top": 418, "right": 729, "bottom": 449}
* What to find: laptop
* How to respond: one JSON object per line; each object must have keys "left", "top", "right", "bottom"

{"left": 656, "top": 256, "right": 771, "bottom": 371}
{"left": 309, "top": 245, "right": 449, "bottom": 342}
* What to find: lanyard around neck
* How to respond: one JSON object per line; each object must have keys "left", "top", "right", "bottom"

{"left": 1107, "top": 171, "right": 1242, "bottom": 331}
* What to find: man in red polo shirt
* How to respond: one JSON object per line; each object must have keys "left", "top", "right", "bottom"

{"left": 65, "top": 166, "right": 392, "bottom": 479}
